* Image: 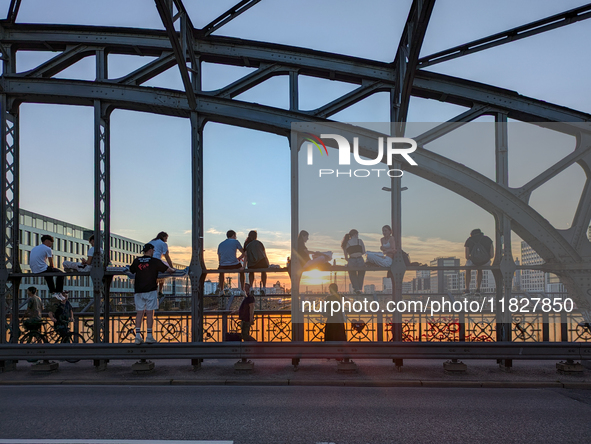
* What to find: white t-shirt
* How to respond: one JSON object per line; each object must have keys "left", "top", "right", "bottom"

{"left": 151, "top": 239, "right": 169, "bottom": 261}
{"left": 88, "top": 246, "right": 94, "bottom": 257}
{"left": 29, "top": 244, "right": 52, "bottom": 273}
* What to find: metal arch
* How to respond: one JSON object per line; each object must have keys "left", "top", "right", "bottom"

{"left": 1, "top": 23, "right": 590, "bottom": 123}
{"left": 2, "top": 75, "right": 587, "bottom": 266}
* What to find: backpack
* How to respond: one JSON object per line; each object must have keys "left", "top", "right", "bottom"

{"left": 470, "top": 242, "right": 490, "bottom": 266}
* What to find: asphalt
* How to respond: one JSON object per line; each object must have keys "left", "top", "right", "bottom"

{"left": 1, "top": 357, "right": 590, "bottom": 388}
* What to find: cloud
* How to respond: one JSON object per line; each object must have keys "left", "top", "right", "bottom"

{"left": 206, "top": 228, "right": 222, "bottom": 235}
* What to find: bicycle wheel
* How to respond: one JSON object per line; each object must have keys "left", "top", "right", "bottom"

{"left": 20, "top": 330, "right": 47, "bottom": 344}
{"left": 61, "top": 332, "right": 86, "bottom": 363}
{"left": 20, "top": 331, "right": 46, "bottom": 362}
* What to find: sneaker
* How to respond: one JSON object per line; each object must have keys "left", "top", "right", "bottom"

{"left": 462, "top": 289, "right": 470, "bottom": 295}
{"left": 145, "top": 335, "right": 157, "bottom": 344}
{"left": 134, "top": 335, "right": 143, "bottom": 345}
{"left": 474, "top": 290, "right": 481, "bottom": 297}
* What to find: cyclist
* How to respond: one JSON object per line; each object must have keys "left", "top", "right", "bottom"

{"left": 48, "top": 290, "right": 73, "bottom": 337}
{"left": 23, "top": 286, "right": 43, "bottom": 332}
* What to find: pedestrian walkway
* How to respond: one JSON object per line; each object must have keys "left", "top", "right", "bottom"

{"left": 1, "top": 358, "right": 589, "bottom": 388}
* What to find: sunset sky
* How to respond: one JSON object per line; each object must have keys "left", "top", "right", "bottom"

{"left": 9, "top": 0, "right": 591, "bottom": 289}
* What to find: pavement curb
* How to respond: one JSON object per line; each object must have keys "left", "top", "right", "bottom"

{"left": 1, "top": 379, "right": 591, "bottom": 388}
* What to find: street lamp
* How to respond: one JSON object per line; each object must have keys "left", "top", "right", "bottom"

{"left": 382, "top": 186, "right": 408, "bottom": 192}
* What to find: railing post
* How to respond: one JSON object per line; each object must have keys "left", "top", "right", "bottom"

{"left": 189, "top": 112, "right": 205, "bottom": 343}
{"left": 290, "top": 133, "right": 304, "bottom": 342}
{"left": 91, "top": 99, "right": 111, "bottom": 345}
{"left": 0, "top": 44, "right": 22, "bottom": 348}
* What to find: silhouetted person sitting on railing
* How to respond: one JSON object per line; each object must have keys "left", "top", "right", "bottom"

{"left": 366, "top": 225, "right": 396, "bottom": 268}
{"left": 63, "top": 235, "right": 97, "bottom": 272}
{"left": 296, "top": 230, "right": 331, "bottom": 270}
{"left": 464, "top": 228, "right": 494, "bottom": 297}
{"left": 150, "top": 231, "right": 174, "bottom": 297}
{"left": 342, "top": 229, "right": 366, "bottom": 294}
{"left": 217, "top": 230, "right": 245, "bottom": 293}
{"left": 29, "top": 234, "right": 65, "bottom": 299}
{"left": 244, "top": 230, "right": 269, "bottom": 292}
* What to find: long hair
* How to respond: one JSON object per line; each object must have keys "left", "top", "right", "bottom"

{"left": 341, "top": 229, "right": 358, "bottom": 250}
{"left": 153, "top": 231, "right": 168, "bottom": 242}
{"left": 244, "top": 230, "right": 257, "bottom": 249}
{"left": 297, "top": 230, "right": 309, "bottom": 246}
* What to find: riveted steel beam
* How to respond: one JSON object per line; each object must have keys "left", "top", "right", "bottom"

{"left": 114, "top": 52, "right": 176, "bottom": 85}
{"left": 213, "top": 63, "right": 288, "bottom": 99}
{"left": 391, "top": 0, "right": 436, "bottom": 128}
{"left": 311, "top": 80, "right": 387, "bottom": 119}
{"left": 419, "top": 3, "right": 591, "bottom": 68}
{"left": 18, "top": 45, "right": 94, "bottom": 78}
{"left": 6, "top": 0, "right": 21, "bottom": 24}
{"left": 154, "top": 0, "right": 197, "bottom": 109}
{"left": 201, "top": 0, "right": 262, "bottom": 37}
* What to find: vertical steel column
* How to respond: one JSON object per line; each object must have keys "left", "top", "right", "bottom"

{"left": 0, "top": 44, "right": 21, "bottom": 345}
{"left": 189, "top": 112, "right": 205, "bottom": 343}
{"left": 390, "top": 92, "right": 406, "bottom": 359}
{"left": 492, "top": 114, "right": 515, "bottom": 354}
{"left": 290, "top": 132, "right": 303, "bottom": 341}
{"left": 92, "top": 99, "right": 111, "bottom": 343}
{"left": 289, "top": 71, "right": 298, "bottom": 112}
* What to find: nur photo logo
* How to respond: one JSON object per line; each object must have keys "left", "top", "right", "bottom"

{"left": 305, "top": 133, "right": 418, "bottom": 178}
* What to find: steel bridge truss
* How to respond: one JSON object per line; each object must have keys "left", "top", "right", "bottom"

{"left": 1, "top": 0, "right": 591, "bottom": 353}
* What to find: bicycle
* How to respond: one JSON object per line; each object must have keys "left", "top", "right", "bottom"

{"left": 53, "top": 324, "right": 87, "bottom": 363}
{"left": 19, "top": 320, "right": 86, "bottom": 363}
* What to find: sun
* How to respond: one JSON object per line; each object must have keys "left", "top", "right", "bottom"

{"left": 301, "top": 269, "right": 331, "bottom": 286}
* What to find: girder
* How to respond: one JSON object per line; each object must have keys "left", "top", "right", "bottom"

{"left": 418, "top": 3, "right": 591, "bottom": 68}
{"left": 1, "top": 23, "right": 589, "bottom": 125}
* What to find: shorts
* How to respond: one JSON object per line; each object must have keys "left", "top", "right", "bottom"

{"left": 466, "top": 260, "right": 491, "bottom": 267}
{"left": 219, "top": 263, "right": 243, "bottom": 270}
{"left": 134, "top": 290, "right": 158, "bottom": 311}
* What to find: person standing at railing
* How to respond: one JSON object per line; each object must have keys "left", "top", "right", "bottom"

{"left": 29, "top": 234, "right": 65, "bottom": 299}
{"left": 217, "top": 230, "right": 245, "bottom": 293}
{"left": 244, "top": 230, "right": 269, "bottom": 292}
{"left": 130, "top": 243, "right": 175, "bottom": 345}
{"left": 324, "top": 283, "right": 347, "bottom": 341}
{"left": 464, "top": 228, "right": 494, "bottom": 297}
{"left": 237, "top": 283, "right": 256, "bottom": 341}
{"left": 149, "top": 231, "right": 174, "bottom": 297}
{"left": 341, "top": 229, "right": 366, "bottom": 294}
